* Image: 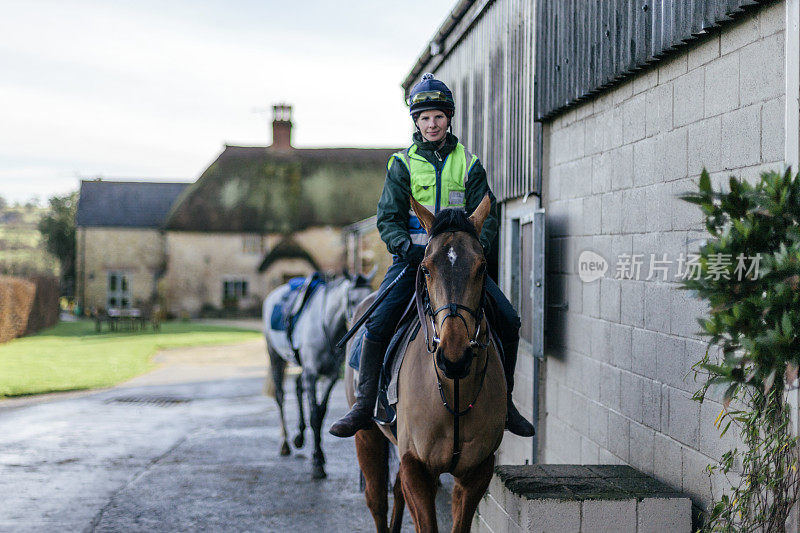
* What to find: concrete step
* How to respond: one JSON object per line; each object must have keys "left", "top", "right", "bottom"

{"left": 473, "top": 464, "right": 691, "bottom": 533}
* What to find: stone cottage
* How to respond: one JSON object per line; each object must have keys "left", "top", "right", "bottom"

{"left": 75, "top": 105, "right": 397, "bottom": 316}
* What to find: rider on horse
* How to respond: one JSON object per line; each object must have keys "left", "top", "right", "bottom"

{"left": 329, "top": 73, "right": 535, "bottom": 439}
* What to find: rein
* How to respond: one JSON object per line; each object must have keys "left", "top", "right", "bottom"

{"left": 414, "top": 249, "right": 491, "bottom": 473}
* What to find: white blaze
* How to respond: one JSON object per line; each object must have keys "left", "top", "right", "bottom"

{"left": 448, "top": 247, "right": 457, "bottom": 266}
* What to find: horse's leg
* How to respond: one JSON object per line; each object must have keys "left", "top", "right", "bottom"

{"left": 389, "top": 468, "right": 405, "bottom": 533}
{"left": 355, "top": 426, "right": 389, "bottom": 533}
{"left": 317, "top": 374, "right": 337, "bottom": 424}
{"left": 449, "top": 454, "right": 495, "bottom": 533}
{"left": 268, "top": 346, "right": 290, "bottom": 456}
{"left": 293, "top": 372, "right": 306, "bottom": 449}
{"left": 399, "top": 453, "right": 438, "bottom": 533}
{"left": 304, "top": 373, "right": 326, "bottom": 479}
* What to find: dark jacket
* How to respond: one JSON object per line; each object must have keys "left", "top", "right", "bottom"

{"left": 376, "top": 132, "right": 499, "bottom": 258}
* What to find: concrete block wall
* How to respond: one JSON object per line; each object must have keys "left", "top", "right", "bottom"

{"left": 496, "top": 345, "right": 537, "bottom": 465}
{"left": 540, "top": 1, "right": 785, "bottom": 512}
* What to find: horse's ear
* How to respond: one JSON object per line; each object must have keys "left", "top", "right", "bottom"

{"left": 410, "top": 195, "right": 435, "bottom": 234}
{"left": 468, "top": 194, "right": 492, "bottom": 236}
{"left": 365, "top": 265, "right": 378, "bottom": 282}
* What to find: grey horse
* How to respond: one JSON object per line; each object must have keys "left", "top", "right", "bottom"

{"left": 262, "top": 270, "right": 375, "bottom": 478}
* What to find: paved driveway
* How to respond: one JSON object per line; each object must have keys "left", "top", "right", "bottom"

{"left": 0, "top": 339, "right": 452, "bottom": 532}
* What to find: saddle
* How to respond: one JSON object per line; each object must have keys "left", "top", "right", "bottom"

{"left": 269, "top": 273, "right": 324, "bottom": 335}
{"left": 347, "top": 296, "right": 419, "bottom": 430}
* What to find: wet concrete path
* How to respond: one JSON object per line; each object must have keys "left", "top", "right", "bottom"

{"left": 0, "top": 339, "right": 452, "bottom": 532}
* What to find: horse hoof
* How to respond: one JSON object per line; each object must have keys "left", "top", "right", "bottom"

{"left": 280, "top": 442, "right": 291, "bottom": 456}
{"left": 293, "top": 434, "right": 305, "bottom": 449}
{"left": 312, "top": 464, "right": 327, "bottom": 479}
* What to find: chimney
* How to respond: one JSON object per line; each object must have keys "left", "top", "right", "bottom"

{"left": 270, "top": 103, "right": 293, "bottom": 150}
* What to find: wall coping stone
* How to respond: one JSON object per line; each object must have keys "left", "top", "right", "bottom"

{"left": 475, "top": 465, "right": 693, "bottom": 532}
{"left": 496, "top": 465, "right": 684, "bottom": 501}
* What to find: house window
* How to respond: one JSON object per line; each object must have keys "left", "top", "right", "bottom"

{"left": 222, "top": 279, "right": 248, "bottom": 300}
{"left": 107, "top": 271, "right": 132, "bottom": 310}
{"left": 242, "top": 235, "right": 264, "bottom": 254}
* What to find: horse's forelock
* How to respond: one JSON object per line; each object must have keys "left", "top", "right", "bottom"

{"left": 428, "top": 208, "right": 478, "bottom": 242}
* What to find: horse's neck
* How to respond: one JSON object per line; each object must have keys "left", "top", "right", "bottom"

{"left": 304, "top": 281, "right": 345, "bottom": 332}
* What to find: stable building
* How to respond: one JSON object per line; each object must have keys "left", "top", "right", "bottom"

{"left": 407, "top": 0, "right": 788, "bottom": 527}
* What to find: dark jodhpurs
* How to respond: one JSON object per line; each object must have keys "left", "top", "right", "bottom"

{"left": 364, "top": 255, "right": 521, "bottom": 347}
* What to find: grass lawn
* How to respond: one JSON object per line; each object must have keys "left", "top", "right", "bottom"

{"left": 0, "top": 320, "right": 262, "bottom": 397}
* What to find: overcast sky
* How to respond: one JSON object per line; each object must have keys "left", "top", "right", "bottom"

{"left": 0, "top": 0, "right": 453, "bottom": 204}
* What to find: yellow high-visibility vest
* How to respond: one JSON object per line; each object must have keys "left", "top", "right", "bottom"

{"left": 389, "top": 143, "right": 478, "bottom": 245}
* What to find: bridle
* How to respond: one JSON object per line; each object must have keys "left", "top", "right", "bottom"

{"left": 413, "top": 234, "right": 492, "bottom": 473}
{"left": 423, "top": 283, "right": 490, "bottom": 355}
{"left": 414, "top": 239, "right": 490, "bottom": 357}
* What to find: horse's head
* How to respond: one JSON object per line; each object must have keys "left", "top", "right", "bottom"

{"left": 411, "top": 194, "right": 492, "bottom": 380}
{"left": 341, "top": 266, "right": 377, "bottom": 326}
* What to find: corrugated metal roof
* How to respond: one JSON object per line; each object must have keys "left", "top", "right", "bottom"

{"left": 76, "top": 180, "right": 190, "bottom": 228}
{"left": 404, "top": 0, "right": 777, "bottom": 121}
{"left": 535, "top": 0, "right": 774, "bottom": 120}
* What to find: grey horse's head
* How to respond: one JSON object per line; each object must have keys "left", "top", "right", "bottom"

{"left": 340, "top": 266, "right": 377, "bottom": 325}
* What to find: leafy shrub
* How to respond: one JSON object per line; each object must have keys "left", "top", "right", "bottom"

{"left": 680, "top": 169, "right": 800, "bottom": 531}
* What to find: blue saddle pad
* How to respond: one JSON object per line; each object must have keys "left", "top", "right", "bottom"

{"left": 288, "top": 277, "right": 306, "bottom": 290}
{"left": 269, "top": 275, "right": 324, "bottom": 331}
{"left": 348, "top": 329, "right": 366, "bottom": 370}
{"left": 270, "top": 303, "right": 289, "bottom": 331}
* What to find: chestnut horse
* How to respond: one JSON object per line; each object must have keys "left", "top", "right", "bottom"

{"left": 346, "top": 195, "right": 506, "bottom": 532}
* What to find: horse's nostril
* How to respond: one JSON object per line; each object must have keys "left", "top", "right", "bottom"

{"left": 435, "top": 347, "right": 474, "bottom": 380}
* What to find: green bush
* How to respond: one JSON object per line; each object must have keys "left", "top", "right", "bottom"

{"left": 680, "top": 168, "right": 800, "bottom": 531}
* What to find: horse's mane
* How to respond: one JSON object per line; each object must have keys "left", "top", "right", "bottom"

{"left": 428, "top": 208, "right": 478, "bottom": 241}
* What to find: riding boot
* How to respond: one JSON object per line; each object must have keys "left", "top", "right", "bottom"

{"left": 502, "top": 339, "right": 536, "bottom": 437}
{"left": 329, "top": 337, "right": 386, "bottom": 438}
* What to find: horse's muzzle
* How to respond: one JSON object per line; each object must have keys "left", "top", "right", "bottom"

{"left": 435, "top": 347, "right": 474, "bottom": 380}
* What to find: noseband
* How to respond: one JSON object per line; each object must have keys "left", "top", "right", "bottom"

{"left": 415, "top": 265, "right": 490, "bottom": 355}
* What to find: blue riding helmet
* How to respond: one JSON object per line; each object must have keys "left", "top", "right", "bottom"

{"left": 408, "top": 73, "right": 455, "bottom": 116}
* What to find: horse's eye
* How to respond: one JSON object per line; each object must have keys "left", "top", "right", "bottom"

{"left": 421, "top": 266, "right": 430, "bottom": 277}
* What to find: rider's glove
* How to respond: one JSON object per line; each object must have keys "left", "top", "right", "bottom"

{"left": 404, "top": 244, "right": 426, "bottom": 267}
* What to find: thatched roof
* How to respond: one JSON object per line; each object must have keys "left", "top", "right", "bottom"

{"left": 165, "top": 145, "right": 398, "bottom": 233}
